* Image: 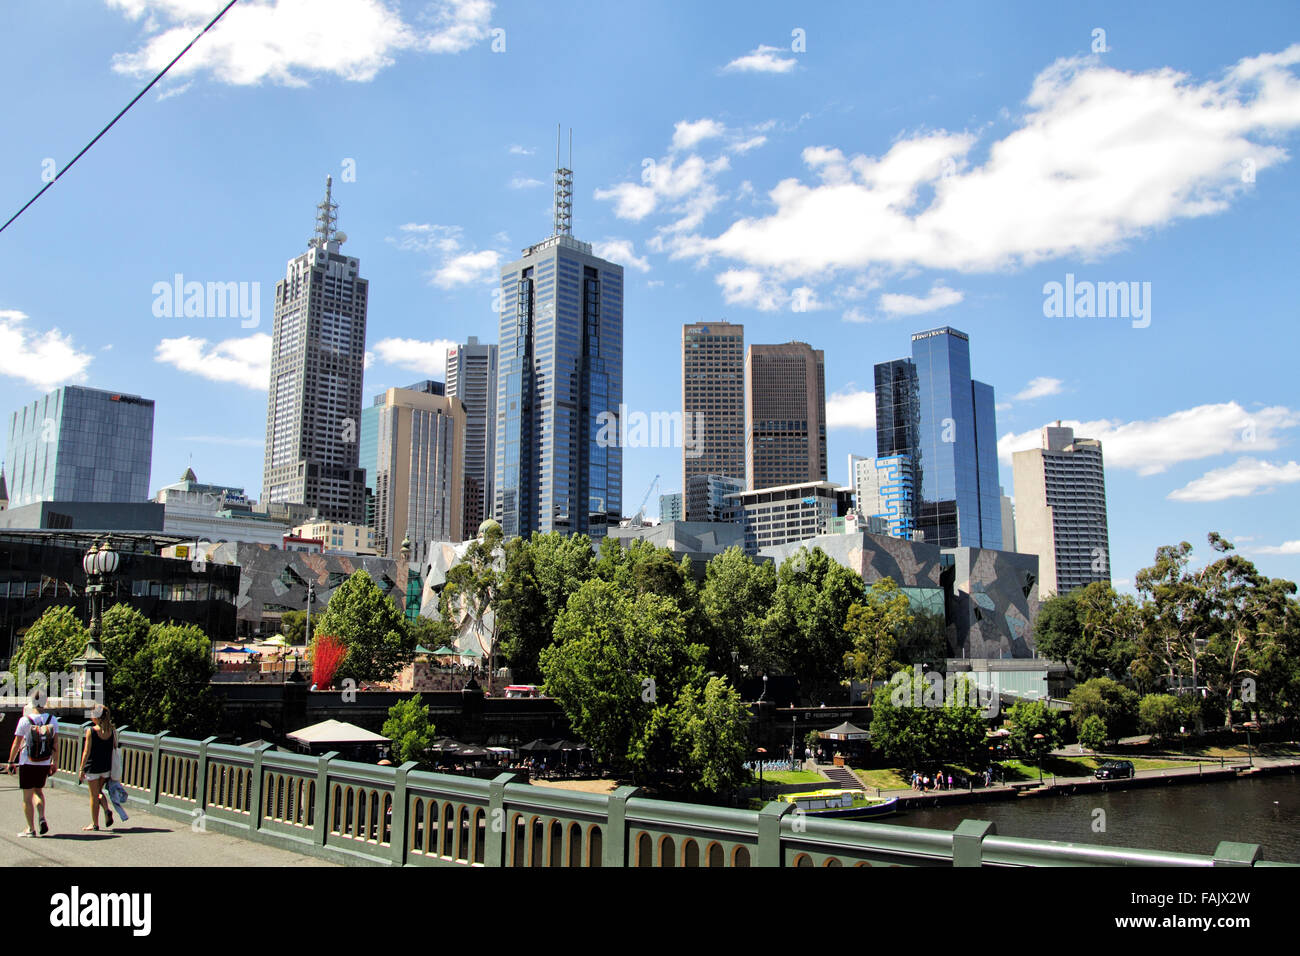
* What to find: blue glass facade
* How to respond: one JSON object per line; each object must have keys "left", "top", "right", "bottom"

{"left": 6, "top": 386, "right": 154, "bottom": 508}
{"left": 494, "top": 235, "right": 623, "bottom": 538}
{"left": 873, "top": 328, "right": 1001, "bottom": 549}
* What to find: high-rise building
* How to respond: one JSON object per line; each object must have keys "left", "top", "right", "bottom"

{"left": 745, "top": 342, "right": 827, "bottom": 491}
{"left": 685, "top": 473, "right": 743, "bottom": 523}
{"left": 873, "top": 327, "right": 1001, "bottom": 549}
{"left": 854, "top": 455, "right": 916, "bottom": 539}
{"left": 682, "top": 321, "right": 744, "bottom": 491}
{"left": 1000, "top": 488, "right": 1016, "bottom": 552}
{"left": 494, "top": 145, "right": 623, "bottom": 538}
{"left": 6, "top": 385, "right": 154, "bottom": 507}
{"left": 728, "top": 480, "right": 853, "bottom": 552}
{"left": 262, "top": 177, "right": 368, "bottom": 524}
{"left": 446, "top": 337, "right": 498, "bottom": 539}
{"left": 372, "top": 387, "right": 465, "bottom": 563}
{"left": 1012, "top": 423, "right": 1110, "bottom": 597}
{"left": 659, "top": 492, "right": 683, "bottom": 522}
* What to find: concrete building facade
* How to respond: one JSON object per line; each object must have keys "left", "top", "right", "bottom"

{"left": 728, "top": 480, "right": 852, "bottom": 552}
{"left": 685, "top": 473, "right": 743, "bottom": 523}
{"left": 446, "top": 337, "right": 498, "bottom": 540}
{"left": 745, "top": 342, "right": 827, "bottom": 491}
{"left": 682, "top": 321, "right": 745, "bottom": 492}
{"left": 1012, "top": 423, "right": 1110, "bottom": 597}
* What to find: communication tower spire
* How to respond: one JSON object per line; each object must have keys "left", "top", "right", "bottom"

{"left": 311, "top": 174, "right": 338, "bottom": 247}
{"left": 553, "top": 125, "right": 572, "bottom": 237}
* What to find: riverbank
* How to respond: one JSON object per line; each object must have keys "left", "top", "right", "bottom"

{"left": 856, "top": 756, "right": 1300, "bottom": 810}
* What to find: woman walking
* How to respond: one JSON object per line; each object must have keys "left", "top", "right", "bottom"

{"left": 77, "top": 704, "right": 117, "bottom": 830}
{"left": 6, "top": 690, "right": 58, "bottom": 837}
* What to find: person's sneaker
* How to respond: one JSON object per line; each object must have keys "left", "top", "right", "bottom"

{"left": 38, "top": 818, "right": 49, "bottom": 836}
{"left": 105, "top": 808, "right": 114, "bottom": 828}
{"left": 17, "top": 829, "right": 35, "bottom": 837}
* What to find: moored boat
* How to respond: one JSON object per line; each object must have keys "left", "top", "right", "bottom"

{"left": 774, "top": 788, "right": 899, "bottom": 819}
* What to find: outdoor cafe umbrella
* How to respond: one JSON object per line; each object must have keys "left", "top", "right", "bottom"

{"left": 425, "top": 737, "right": 465, "bottom": 753}
{"left": 819, "top": 721, "right": 869, "bottom": 741}
{"left": 519, "top": 739, "right": 555, "bottom": 752}
{"left": 431, "top": 645, "right": 460, "bottom": 657}
{"left": 453, "top": 745, "right": 490, "bottom": 759}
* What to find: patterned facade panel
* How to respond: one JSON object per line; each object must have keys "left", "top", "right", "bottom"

{"left": 944, "top": 547, "right": 1038, "bottom": 659}
{"left": 232, "top": 542, "right": 408, "bottom": 628}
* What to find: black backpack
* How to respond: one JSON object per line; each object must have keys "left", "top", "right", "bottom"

{"left": 26, "top": 714, "right": 56, "bottom": 762}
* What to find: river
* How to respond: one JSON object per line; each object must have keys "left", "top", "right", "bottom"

{"left": 891, "top": 773, "right": 1300, "bottom": 863}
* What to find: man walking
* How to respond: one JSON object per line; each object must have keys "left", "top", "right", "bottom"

{"left": 7, "top": 690, "right": 59, "bottom": 837}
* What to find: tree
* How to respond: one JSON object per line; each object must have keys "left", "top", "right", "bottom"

{"left": 1078, "top": 714, "right": 1108, "bottom": 752}
{"left": 126, "top": 623, "right": 218, "bottom": 738}
{"left": 1138, "top": 694, "right": 1182, "bottom": 741}
{"left": 896, "top": 609, "right": 950, "bottom": 667}
{"left": 409, "top": 614, "right": 453, "bottom": 651}
{"left": 761, "top": 547, "right": 865, "bottom": 704}
{"left": 442, "top": 522, "right": 505, "bottom": 693}
{"left": 698, "top": 547, "right": 776, "bottom": 684}
{"left": 99, "top": 604, "right": 153, "bottom": 724}
{"left": 279, "top": 610, "right": 321, "bottom": 646}
{"left": 382, "top": 695, "right": 436, "bottom": 765}
{"left": 1068, "top": 677, "right": 1139, "bottom": 741}
{"left": 868, "top": 671, "right": 986, "bottom": 769}
{"left": 843, "top": 578, "right": 911, "bottom": 698}
{"left": 540, "top": 578, "right": 746, "bottom": 790}
{"left": 11, "top": 606, "right": 88, "bottom": 676}
{"left": 316, "top": 570, "right": 415, "bottom": 685}
{"left": 1006, "top": 700, "right": 1062, "bottom": 768}
{"left": 496, "top": 532, "right": 594, "bottom": 683}
{"left": 1033, "top": 583, "right": 1137, "bottom": 681}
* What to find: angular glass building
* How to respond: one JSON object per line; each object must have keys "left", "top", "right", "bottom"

{"left": 6, "top": 386, "right": 154, "bottom": 508}
{"left": 494, "top": 153, "right": 623, "bottom": 538}
{"left": 874, "top": 327, "right": 1001, "bottom": 549}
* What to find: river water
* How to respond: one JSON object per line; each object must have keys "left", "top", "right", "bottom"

{"left": 891, "top": 773, "right": 1300, "bottom": 863}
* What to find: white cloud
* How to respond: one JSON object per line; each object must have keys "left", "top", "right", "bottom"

{"left": 677, "top": 46, "right": 1300, "bottom": 291}
{"left": 672, "top": 118, "right": 726, "bottom": 152}
{"left": 842, "top": 307, "right": 871, "bottom": 324}
{"left": 155, "top": 333, "right": 270, "bottom": 389}
{"left": 1012, "top": 377, "right": 1064, "bottom": 402}
{"left": 107, "top": 0, "right": 493, "bottom": 87}
{"left": 716, "top": 269, "right": 787, "bottom": 312}
{"left": 723, "top": 45, "right": 797, "bottom": 74}
{"left": 509, "top": 176, "right": 544, "bottom": 189}
{"left": 878, "top": 283, "right": 964, "bottom": 316}
{"left": 1252, "top": 540, "right": 1300, "bottom": 555}
{"left": 373, "top": 337, "right": 459, "bottom": 377}
{"left": 827, "top": 388, "right": 876, "bottom": 430}
{"left": 592, "top": 239, "right": 650, "bottom": 272}
{"left": 509, "top": 144, "right": 534, "bottom": 155}
{"left": 0, "top": 310, "right": 93, "bottom": 390}
{"left": 997, "top": 402, "right": 1300, "bottom": 476}
{"left": 730, "top": 136, "right": 768, "bottom": 154}
{"left": 386, "top": 223, "right": 501, "bottom": 288}
{"left": 1167, "top": 458, "right": 1300, "bottom": 502}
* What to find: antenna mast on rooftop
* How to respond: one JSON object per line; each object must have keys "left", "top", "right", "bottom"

{"left": 553, "top": 125, "right": 573, "bottom": 237}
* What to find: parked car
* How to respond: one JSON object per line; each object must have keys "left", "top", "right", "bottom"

{"left": 1094, "top": 760, "right": 1135, "bottom": 780}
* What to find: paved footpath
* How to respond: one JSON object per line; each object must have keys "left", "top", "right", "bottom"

{"left": 0, "top": 780, "right": 335, "bottom": 867}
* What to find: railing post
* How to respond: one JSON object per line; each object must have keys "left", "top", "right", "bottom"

{"left": 486, "top": 772, "right": 523, "bottom": 867}
{"left": 758, "top": 801, "right": 793, "bottom": 867}
{"left": 604, "top": 786, "right": 640, "bottom": 868}
{"left": 1212, "top": 842, "right": 1261, "bottom": 867}
{"left": 196, "top": 735, "right": 217, "bottom": 812}
{"left": 953, "top": 819, "right": 996, "bottom": 866}
{"left": 312, "top": 751, "right": 337, "bottom": 847}
{"left": 389, "top": 761, "right": 418, "bottom": 866}
{"left": 150, "top": 731, "right": 169, "bottom": 807}
{"left": 249, "top": 742, "right": 272, "bottom": 831}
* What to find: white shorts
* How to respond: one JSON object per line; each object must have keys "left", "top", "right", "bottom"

{"left": 83, "top": 771, "right": 111, "bottom": 781}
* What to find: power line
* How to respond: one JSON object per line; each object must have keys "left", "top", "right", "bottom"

{"left": 0, "top": 0, "right": 240, "bottom": 237}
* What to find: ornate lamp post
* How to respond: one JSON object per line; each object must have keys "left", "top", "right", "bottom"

{"left": 72, "top": 539, "right": 119, "bottom": 705}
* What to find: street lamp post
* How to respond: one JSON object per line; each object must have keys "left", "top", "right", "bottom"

{"left": 1033, "top": 733, "right": 1046, "bottom": 786}
{"left": 73, "top": 540, "right": 119, "bottom": 705}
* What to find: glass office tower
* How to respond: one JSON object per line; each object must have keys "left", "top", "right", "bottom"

{"left": 873, "top": 327, "right": 1001, "bottom": 549}
{"left": 6, "top": 386, "right": 154, "bottom": 507}
{"left": 494, "top": 156, "right": 623, "bottom": 538}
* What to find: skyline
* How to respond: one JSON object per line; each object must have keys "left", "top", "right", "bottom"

{"left": 1, "top": 1, "right": 1298, "bottom": 592}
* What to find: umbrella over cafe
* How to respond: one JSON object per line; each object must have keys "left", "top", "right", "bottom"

{"left": 519, "top": 739, "right": 555, "bottom": 752}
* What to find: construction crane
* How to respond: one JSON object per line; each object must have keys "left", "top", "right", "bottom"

{"left": 621, "top": 473, "right": 661, "bottom": 528}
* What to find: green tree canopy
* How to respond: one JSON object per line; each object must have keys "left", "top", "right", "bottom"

{"left": 1077, "top": 714, "right": 1108, "bottom": 752}
{"left": 317, "top": 570, "right": 416, "bottom": 685}
{"left": 12, "top": 605, "right": 88, "bottom": 676}
{"left": 126, "top": 623, "right": 218, "bottom": 738}
{"left": 382, "top": 695, "right": 436, "bottom": 765}
{"left": 1005, "top": 700, "right": 1062, "bottom": 765}
{"left": 1138, "top": 693, "right": 1182, "bottom": 741}
{"left": 1067, "top": 677, "right": 1139, "bottom": 740}
{"left": 698, "top": 546, "right": 776, "bottom": 684}
{"left": 868, "top": 671, "right": 987, "bottom": 769}
{"left": 496, "top": 531, "right": 594, "bottom": 683}
{"left": 843, "top": 578, "right": 912, "bottom": 696}
{"left": 441, "top": 523, "right": 505, "bottom": 691}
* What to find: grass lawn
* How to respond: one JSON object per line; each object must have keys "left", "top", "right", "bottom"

{"left": 760, "top": 770, "right": 826, "bottom": 786}
{"left": 849, "top": 767, "right": 912, "bottom": 791}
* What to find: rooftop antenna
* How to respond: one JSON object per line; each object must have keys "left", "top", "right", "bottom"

{"left": 311, "top": 174, "right": 338, "bottom": 247}
{"left": 553, "top": 124, "right": 572, "bottom": 237}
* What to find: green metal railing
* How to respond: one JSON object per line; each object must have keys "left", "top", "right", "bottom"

{"left": 47, "top": 724, "right": 1289, "bottom": 867}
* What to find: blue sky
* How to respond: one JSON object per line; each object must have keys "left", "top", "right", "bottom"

{"left": 1, "top": 0, "right": 1298, "bottom": 591}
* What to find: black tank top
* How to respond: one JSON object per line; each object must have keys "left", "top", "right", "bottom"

{"left": 88, "top": 729, "right": 114, "bottom": 774}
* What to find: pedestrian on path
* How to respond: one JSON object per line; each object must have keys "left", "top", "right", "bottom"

{"left": 77, "top": 703, "right": 117, "bottom": 830}
{"left": 6, "top": 690, "right": 59, "bottom": 837}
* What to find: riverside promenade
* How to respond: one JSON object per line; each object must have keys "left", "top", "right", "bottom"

{"left": 0, "top": 780, "right": 335, "bottom": 866}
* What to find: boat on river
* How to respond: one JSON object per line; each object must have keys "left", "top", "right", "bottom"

{"left": 774, "top": 788, "right": 899, "bottom": 819}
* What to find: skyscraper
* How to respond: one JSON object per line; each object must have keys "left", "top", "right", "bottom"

{"left": 6, "top": 385, "right": 154, "bottom": 507}
{"left": 682, "top": 320, "right": 745, "bottom": 499}
{"left": 745, "top": 341, "right": 827, "bottom": 490}
{"left": 262, "top": 177, "right": 368, "bottom": 523}
{"left": 372, "top": 386, "right": 465, "bottom": 563}
{"left": 446, "top": 337, "right": 498, "bottom": 539}
{"left": 1012, "top": 424, "right": 1110, "bottom": 596}
{"left": 873, "top": 327, "right": 1001, "bottom": 549}
{"left": 494, "top": 142, "right": 623, "bottom": 538}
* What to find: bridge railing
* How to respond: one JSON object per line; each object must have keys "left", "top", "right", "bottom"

{"left": 47, "top": 723, "right": 1287, "bottom": 867}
